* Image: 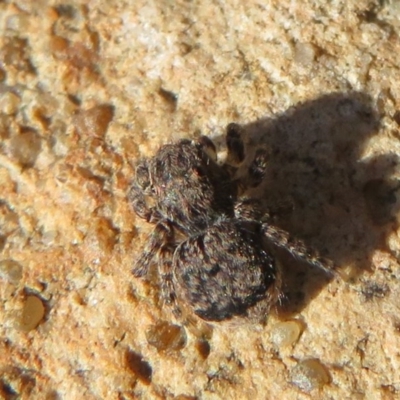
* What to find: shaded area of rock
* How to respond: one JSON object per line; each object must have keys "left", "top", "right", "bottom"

{"left": 125, "top": 350, "right": 152, "bottom": 385}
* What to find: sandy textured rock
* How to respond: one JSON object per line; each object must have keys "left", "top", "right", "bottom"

{"left": 1, "top": 0, "right": 400, "bottom": 399}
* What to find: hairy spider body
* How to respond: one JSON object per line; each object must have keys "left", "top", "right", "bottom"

{"left": 173, "top": 218, "right": 280, "bottom": 322}
{"left": 130, "top": 124, "right": 329, "bottom": 323}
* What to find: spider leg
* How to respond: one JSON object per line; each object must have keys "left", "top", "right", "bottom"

{"left": 225, "top": 123, "right": 270, "bottom": 191}
{"left": 235, "top": 197, "right": 296, "bottom": 223}
{"left": 235, "top": 196, "right": 334, "bottom": 276}
{"left": 234, "top": 197, "right": 265, "bottom": 221}
{"left": 226, "top": 123, "right": 245, "bottom": 164}
{"left": 129, "top": 159, "right": 161, "bottom": 223}
{"left": 196, "top": 135, "right": 217, "bottom": 161}
{"left": 159, "top": 245, "right": 182, "bottom": 318}
{"left": 129, "top": 184, "right": 161, "bottom": 223}
{"left": 132, "top": 220, "right": 174, "bottom": 278}
{"left": 247, "top": 148, "right": 269, "bottom": 188}
{"left": 261, "top": 223, "right": 334, "bottom": 276}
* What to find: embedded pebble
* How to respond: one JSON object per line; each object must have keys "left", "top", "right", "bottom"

{"left": 85, "top": 218, "right": 118, "bottom": 255}
{"left": 290, "top": 359, "right": 330, "bottom": 392}
{"left": 0, "top": 114, "right": 11, "bottom": 139}
{"left": 73, "top": 104, "right": 114, "bottom": 138}
{"left": 6, "top": 14, "right": 31, "bottom": 32}
{"left": 49, "top": 36, "right": 69, "bottom": 59}
{"left": 9, "top": 131, "right": 42, "bottom": 166}
{"left": 41, "top": 230, "right": 58, "bottom": 246}
{"left": 146, "top": 321, "right": 187, "bottom": 352}
{"left": 293, "top": 42, "right": 316, "bottom": 66}
{"left": 0, "top": 37, "right": 34, "bottom": 73}
{"left": 196, "top": 338, "right": 211, "bottom": 359}
{"left": 270, "top": 320, "right": 304, "bottom": 347}
{"left": 0, "top": 91, "right": 20, "bottom": 115}
{"left": 338, "top": 263, "right": 358, "bottom": 281}
{"left": 20, "top": 295, "right": 45, "bottom": 331}
{"left": 0, "top": 259, "right": 23, "bottom": 285}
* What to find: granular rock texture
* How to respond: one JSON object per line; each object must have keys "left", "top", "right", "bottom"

{"left": 1, "top": 1, "right": 400, "bottom": 399}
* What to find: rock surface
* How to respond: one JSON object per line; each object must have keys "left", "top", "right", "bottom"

{"left": 1, "top": 1, "right": 400, "bottom": 399}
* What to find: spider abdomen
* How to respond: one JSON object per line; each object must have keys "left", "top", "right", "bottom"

{"left": 173, "top": 219, "right": 279, "bottom": 322}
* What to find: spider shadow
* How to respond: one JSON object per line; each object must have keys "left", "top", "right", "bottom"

{"left": 216, "top": 92, "right": 399, "bottom": 317}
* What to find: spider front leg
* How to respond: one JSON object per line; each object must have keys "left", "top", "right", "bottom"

{"left": 129, "top": 159, "right": 161, "bottom": 223}
{"left": 226, "top": 123, "right": 245, "bottom": 164}
{"left": 158, "top": 245, "right": 182, "bottom": 318}
{"left": 247, "top": 148, "right": 269, "bottom": 188}
{"left": 133, "top": 220, "right": 174, "bottom": 278}
{"left": 226, "top": 123, "right": 269, "bottom": 188}
{"left": 234, "top": 197, "right": 265, "bottom": 221}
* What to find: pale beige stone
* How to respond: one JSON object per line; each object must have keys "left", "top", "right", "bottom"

{"left": 1, "top": 0, "right": 400, "bottom": 399}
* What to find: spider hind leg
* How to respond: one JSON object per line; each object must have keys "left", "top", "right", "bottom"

{"left": 262, "top": 223, "right": 334, "bottom": 276}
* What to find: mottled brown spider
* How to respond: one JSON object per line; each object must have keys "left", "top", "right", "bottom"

{"left": 130, "top": 124, "right": 331, "bottom": 323}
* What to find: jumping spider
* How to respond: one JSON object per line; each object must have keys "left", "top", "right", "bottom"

{"left": 130, "top": 124, "right": 331, "bottom": 323}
